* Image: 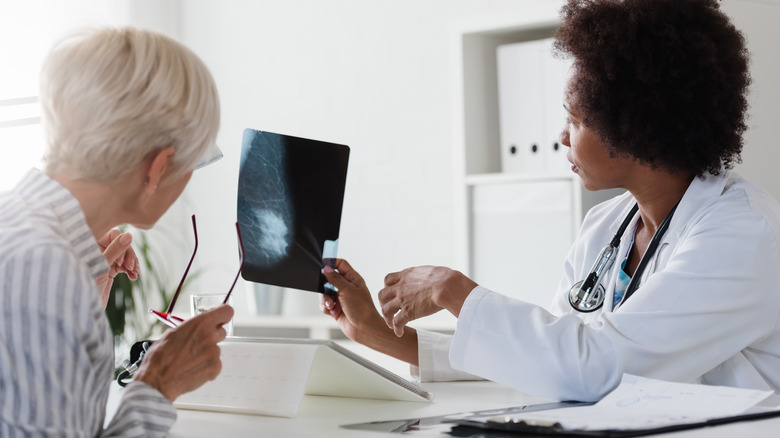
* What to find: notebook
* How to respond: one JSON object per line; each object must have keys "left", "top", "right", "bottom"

{"left": 174, "top": 337, "right": 432, "bottom": 417}
{"left": 237, "top": 129, "right": 349, "bottom": 294}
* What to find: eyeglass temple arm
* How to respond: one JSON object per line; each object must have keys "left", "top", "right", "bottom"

{"left": 224, "top": 222, "right": 244, "bottom": 304}
{"left": 166, "top": 214, "right": 198, "bottom": 314}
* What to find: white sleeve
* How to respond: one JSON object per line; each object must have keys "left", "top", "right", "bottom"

{"left": 449, "top": 208, "right": 780, "bottom": 402}
{"left": 411, "top": 329, "right": 482, "bottom": 382}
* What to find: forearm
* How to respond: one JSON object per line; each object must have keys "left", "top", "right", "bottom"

{"left": 355, "top": 322, "right": 420, "bottom": 366}
{"left": 433, "top": 270, "right": 478, "bottom": 317}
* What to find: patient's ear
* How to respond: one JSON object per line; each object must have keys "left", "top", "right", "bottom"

{"left": 144, "top": 147, "right": 177, "bottom": 194}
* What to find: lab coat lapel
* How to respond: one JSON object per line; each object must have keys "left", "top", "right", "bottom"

{"left": 642, "top": 172, "right": 730, "bottom": 280}
{"left": 667, "top": 172, "right": 730, "bottom": 240}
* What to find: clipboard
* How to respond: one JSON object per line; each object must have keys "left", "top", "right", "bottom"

{"left": 342, "top": 375, "right": 780, "bottom": 437}
{"left": 449, "top": 392, "right": 780, "bottom": 437}
{"left": 449, "top": 408, "right": 780, "bottom": 437}
{"left": 340, "top": 401, "right": 590, "bottom": 435}
{"left": 174, "top": 337, "right": 431, "bottom": 418}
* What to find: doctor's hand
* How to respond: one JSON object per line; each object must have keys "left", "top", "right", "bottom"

{"left": 379, "top": 266, "right": 477, "bottom": 337}
{"left": 96, "top": 229, "right": 140, "bottom": 307}
{"left": 321, "top": 259, "right": 420, "bottom": 366}
{"left": 133, "top": 304, "right": 233, "bottom": 402}
{"left": 320, "top": 259, "right": 387, "bottom": 343}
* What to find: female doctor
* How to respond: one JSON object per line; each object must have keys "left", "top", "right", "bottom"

{"left": 321, "top": 0, "right": 780, "bottom": 402}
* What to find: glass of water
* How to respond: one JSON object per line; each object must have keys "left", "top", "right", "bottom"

{"left": 190, "top": 293, "right": 234, "bottom": 336}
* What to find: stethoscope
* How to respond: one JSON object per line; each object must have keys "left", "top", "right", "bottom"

{"left": 569, "top": 202, "right": 679, "bottom": 312}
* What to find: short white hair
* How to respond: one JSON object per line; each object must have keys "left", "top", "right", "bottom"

{"left": 40, "top": 26, "right": 220, "bottom": 182}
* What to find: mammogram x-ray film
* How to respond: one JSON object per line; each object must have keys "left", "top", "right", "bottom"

{"left": 237, "top": 129, "right": 349, "bottom": 294}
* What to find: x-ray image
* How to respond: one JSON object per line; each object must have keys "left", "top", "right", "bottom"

{"left": 237, "top": 129, "right": 349, "bottom": 294}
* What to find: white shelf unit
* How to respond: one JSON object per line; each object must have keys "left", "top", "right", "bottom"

{"left": 450, "top": 12, "right": 621, "bottom": 307}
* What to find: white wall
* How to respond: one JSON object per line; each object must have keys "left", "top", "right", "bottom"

{"left": 724, "top": 0, "right": 780, "bottom": 194}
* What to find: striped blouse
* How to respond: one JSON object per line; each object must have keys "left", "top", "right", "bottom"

{"left": 0, "top": 169, "right": 176, "bottom": 437}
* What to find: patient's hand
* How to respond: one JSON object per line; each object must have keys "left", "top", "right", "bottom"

{"left": 134, "top": 304, "right": 233, "bottom": 402}
{"left": 320, "top": 259, "right": 387, "bottom": 344}
{"left": 96, "top": 229, "right": 139, "bottom": 307}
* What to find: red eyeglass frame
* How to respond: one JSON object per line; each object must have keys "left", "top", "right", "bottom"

{"left": 149, "top": 215, "right": 244, "bottom": 328}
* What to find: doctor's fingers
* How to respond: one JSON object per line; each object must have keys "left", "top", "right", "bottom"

{"left": 390, "top": 308, "right": 410, "bottom": 337}
{"left": 378, "top": 291, "right": 416, "bottom": 337}
{"left": 320, "top": 294, "right": 335, "bottom": 311}
{"left": 319, "top": 294, "right": 342, "bottom": 319}
{"left": 377, "top": 285, "right": 397, "bottom": 312}
{"left": 323, "top": 264, "right": 352, "bottom": 291}
{"left": 383, "top": 270, "right": 404, "bottom": 287}
{"left": 324, "top": 264, "right": 376, "bottom": 308}
{"left": 378, "top": 287, "right": 401, "bottom": 328}
{"left": 333, "top": 259, "right": 369, "bottom": 289}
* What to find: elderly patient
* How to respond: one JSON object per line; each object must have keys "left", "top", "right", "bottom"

{"left": 0, "top": 27, "right": 231, "bottom": 436}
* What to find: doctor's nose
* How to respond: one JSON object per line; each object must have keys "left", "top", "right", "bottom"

{"left": 560, "top": 127, "right": 571, "bottom": 148}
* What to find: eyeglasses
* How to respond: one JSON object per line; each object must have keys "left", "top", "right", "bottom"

{"left": 195, "top": 143, "right": 223, "bottom": 170}
{"left": 149, "top": 214, "right": 244, "bottom": 328}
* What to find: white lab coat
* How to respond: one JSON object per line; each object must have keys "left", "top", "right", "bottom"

{"left": 416, "top": 172, "right": 780, "bottom": 401}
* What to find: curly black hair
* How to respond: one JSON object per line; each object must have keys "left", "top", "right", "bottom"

{"left": 553, "top": 0, "right": 750, "bottom": 176}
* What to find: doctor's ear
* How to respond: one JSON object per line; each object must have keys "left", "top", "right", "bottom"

{"left": 144, "top": 147, "right": 177, "bottom": 194}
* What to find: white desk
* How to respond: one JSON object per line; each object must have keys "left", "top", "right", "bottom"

{"left": 107, "top": 341, "right": 780, "bottom": 437}
{"left": 169, "top": 380, "right": 548, "bottom": 437}
{"left": 107, "top": 379, "right": 780, "bottom": 437}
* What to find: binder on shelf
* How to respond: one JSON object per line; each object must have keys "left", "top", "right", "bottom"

{"left": 174, "top": 337, "right": 432, "bottom": 418}
{"left": 496, "top": 38, "right": 572, "bottom": 174}
{"left": 497, "top": 39, "right": 545, "bottom": 174}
